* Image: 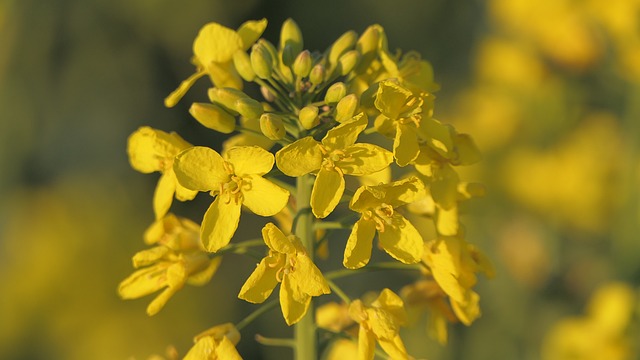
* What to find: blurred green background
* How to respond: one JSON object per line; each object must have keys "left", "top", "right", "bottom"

{"left": 1, "top": 0, "right": 638, "bottom": 359}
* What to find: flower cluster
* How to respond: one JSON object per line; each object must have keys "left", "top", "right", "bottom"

{"left": 119, "top": 18, "right": 491, "bottom": 359}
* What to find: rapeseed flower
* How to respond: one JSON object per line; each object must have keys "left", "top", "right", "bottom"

{"left": 173, "top": 145, "right": 289, "bottom": 252}
{"left": 118, "top": 214, "right": 221, "bottom": 316}
{"left": 349, "top": 288, "right": 410, "bottom": 360}
{"left": 276, "top": 113, "right": 393, "bottom": 218}
{"left": 184, "top": 323, "right": 242, "bottom": 360}
{"left": 238, "top": 223, "right": 330, "bottom": 325}
{"left": 165, "top": 19, "right": 267, "bottom": 107}
{"left": 344, "top": 176, "right": 426, "bottom": 269}
{"left": 127, "top": 126, "right": 198, "bottom": 219}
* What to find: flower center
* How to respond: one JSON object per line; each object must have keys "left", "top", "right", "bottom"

{"left": 362, "top": 203, "right": 395, "bottom": 232}
{"left": 214, "top": 161, "right": 247, "bottom": 204}
{"left": 319, "top": 146, "right": 352, "bottom": 176}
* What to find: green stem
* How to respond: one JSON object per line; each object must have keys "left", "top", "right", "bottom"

{"left": 326, "top": 279, "right": 351, "bottom": 304}
{"left": 255, "top": 334, "right": 296, "bottom": 348}
{"left": 325, "top": 262, "right": 422, "bottom": 280}
{"left": 294, "top": 174, "right": 316, "bottom": 360}
{"left": 235, "top": 300, "right": 278, "bottom": 331}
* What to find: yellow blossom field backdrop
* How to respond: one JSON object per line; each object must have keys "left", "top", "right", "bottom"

{"left": 0, "top": 0, "right": 639, "bottom": 359}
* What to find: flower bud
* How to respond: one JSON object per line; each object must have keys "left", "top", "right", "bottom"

{"left": 260, "top": 86, "right": 276, "bottom": 102}
{"left": 357, "top": 25, "right": 383, "bottom": 57}
{"left": 309, "top": 64, "right": 325, "bottom": 85}
{"left": 233, "top": 50, "right": 255, "bottom": 82}
{"left": 293, "top": 50, "right": 312, "bottom": 78}
{"left": 338, "top": 50, "right": 361, "bottom": 75}
{"left": 251, "top": 43, "right": 273, "bottom": 79}
{"left": 189, "top": 102, "right": 236, "bottom": 134}
{"left": 208, "top": 87, "right": 248, "bottom": 114}
{"left": 328, "top": 30, "right": 357, "bottom": 67}
{"left": 335, "top": 94, "right": 358, "bottom": 123}
{"left": 279, "top": 18, "right": 303, "bottom": 58}
{"left": 324, "top": 82, "right": 347, "bottom": 104}
{"left": 281, "top": 44, "right": 297, "bottom": 68}
{"left": 234, "top": 97, "right": 264, "bottom": 119}
{"left": 259, "top": 113, "right": 286, "bottom": 140}
{"left": 299, "top": 105, "right": 320, "bottom": 129}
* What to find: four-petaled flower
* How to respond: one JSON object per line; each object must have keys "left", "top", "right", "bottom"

{"left": 184, "top": 323, "right": 242, "bottom": 360}
{"left": 127, "top": 126, "right": 198, "bottom": 219}
{"left": 374, "top": 80, "right": 453, "bottom": 166}
{"left": 238, "top": 223, "right": 331, "bottom": 325}
{"left": 118, "top": 214, "right": 221, "bottom": 316}
{"left": 344, "top": 176, "right": 426, "bottom": 269}
{"left": 165, "top": 19, "right": 267, "bottom": 107}
{"left": 349, "top": 288, "right": 410, "bottom": 360}
{"left": 173, "top": 146, "right": 289, "bottom": 252}
{"left": 276, "top": 113, "right": 393, "bottom": 218}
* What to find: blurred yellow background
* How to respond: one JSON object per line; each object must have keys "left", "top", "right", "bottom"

{"left": 0, "top": 0, "right": 638, "bottom": 359}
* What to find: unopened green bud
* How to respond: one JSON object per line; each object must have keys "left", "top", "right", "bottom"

{"left": 233, "top": 50, "right": 255, "bottom": 82}
{"left": 325, "top": 82, "right": 347, "bottom": 104}
{"left": 208, "top": 87, "right": 249, "bottom": 114}
{"left": 251, "top": 43, "right": 273, "bottom": 79}
{"left": 328, "top": 30, "right": 357, "bottom": 67}
{"left": 189, "top": 102, "right": 236, "bottom": 134}
{"left": 299, "top": 105, "right": 319, "bottom": 129}
{"left": 234, "top": 97, "right": 264, "bottom": 119}
{"left": 257, "top": 39, "right": 279, "bottom": 64}
{"left": 338, "top": 50, "right": 361, "bottom": 75}
{"left": 281, "top": 44, "right": 297, "bottom": 68}
{"left": 280, "top": 18, "right": 303, "bottom": 58}
{"left": 293, "top": 50, "right": 312, "bottom": 78}
{"left": 309, "top": 64, "right": 325, "bottom": 85}
{"left": 259, "top": 113, "right": 286, "bottom": 140}
{"left": 335, "top": 94, "right": 358, "bottom": 122}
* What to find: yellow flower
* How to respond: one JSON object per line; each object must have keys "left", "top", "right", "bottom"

{"left": 374, "top": 80, "right": 453, "bottom": 166}
{"left": 276, "top": 113, "right": 393, "bottom": 218}
{"left": 423, "top": 235, "right": 494, "bottom": 325}
{"left": 118, "top": 214, "right": 222, "bottom": 316}
{"left": 238, "top": 223, "right": 330, "bottom": 325}
{"left": 184, "top": 323, "right": 242, "bottom": 360}
{"left": 127, "top": 126, "right": 198, "bottom": 219}
{"left": 165, "top": 19, "right": 268, "bottom": 107}
{"left": 380, "top": 50, "right": 440, "bottom": 94}
{"left": 344, "top": 176, "right": 426, "bottom": 269}
{"left": 413, "top": 132, "right": 481, "bottom": 236}
{"left": 401, "top": 279, "right": 457, "bottom": 345}
{"left": 173, "top": 145, "right": 289, "bottom": 252}
{"left": 349, "top": 289, "right": 410, "bottom": 360}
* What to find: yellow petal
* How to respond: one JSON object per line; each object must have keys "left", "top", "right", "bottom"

{"left": 321, "top": 112, "right": 368, "bottom": 151}
{"left": 183, "top": 336, "right": 216, "bottom": 360}
{"left": 378, "top": 215, "right": 424, "bottom": 264}
{"left": 428, "top": 238, "right": 466, "bottom": 303}
{"left": 193, "top": 22, "right": 243, "bottom": 65}
{"left": 419, "top": 117, "right": 454, "bottom": 158}
{"left": 280, "top": 274, "right": 311, "bottom": 325}
{"left": 357, "top": 325, "right": 376, "bottom": 360}
{"left": 237, "top": 18, "right": 268, "bottom": 50}
{"left": 241, "top": 175, "right": 289, "bottom": 216}
{"left": 127, "top": 126, "right": 190, "bottom": 173}
{"left": 174, "top": 171, "right": 199, "bottom": 201}
{"left": 132, "top": 246, "right": 169, "bottom": 268}
{"left": 225, "top": 146, "right": 274, "bottom": 176}
{"left": 164, "top": 71, "right": 206, "bottom": 108}
{"left": 343, "top": 217, "right": 376, "bottom": 269}
{"left": 453, "top": 133, "right": 482, "bottom": 165}
{"left": 238, "top": 257, "right": 279, "bottom": 303}
{"left": 261, "top": 222, "right": 294, "bottom": 254}
{"left": 289, "top": 254, "right": 331, "bottom": 296}
{"left": 201, "top": 195, "right": 242, "bottom": 252}
{"left": 207, "top": 61, "right": 243, "bottom": 89}
{"left": 174, "top": 146, "right": 229, "bottom": 192}
{"left": 375, "top": 289, "right": 407, "bottom": 324}
{"left": 215, "top": 336, "right": 243, "bottom": 360}
{"left": 153, "top": 171, "right": 175, "bottom": 219}
{"left": 118, "top": 266, "right": 166, "bottom": 299}
{"left": 367, "top": 307, "right": 399, "bottom": 339}
{"left": 378, "top": 335, "right": 409, "bottom": 360}
{"left": 275, "top": 137, "right": 323, "bottom": 176}
{"left": 431, "top": 163, "right": 460, "bottom": 210}
{"left": 339, "top": 144, "right": 393, "bottom": 176}
{"left": 187, "top": 256, "right": 222, "bottom": 286}
{"left": 374, "top": 80, "right": 411, "bottom": 119}
{"left": 451, "top": 290, "right": 480, "bottom": 325}
{"left": 350, "top": 177, "right": 425, "bottom": 212}
{"left": 358, "top": 166, "right": 391, "bottom": 187}
{"left": 394, "top": 124, "right": 420, "bottom": 167}
{"left": 436, "top": 205, "right": 459, "bottom": 236}
{"left": 311, "top": 168, "right": 345, "bottom": 218}
{"left": 147, "top": 285, "right": 181, "bottom": 316}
